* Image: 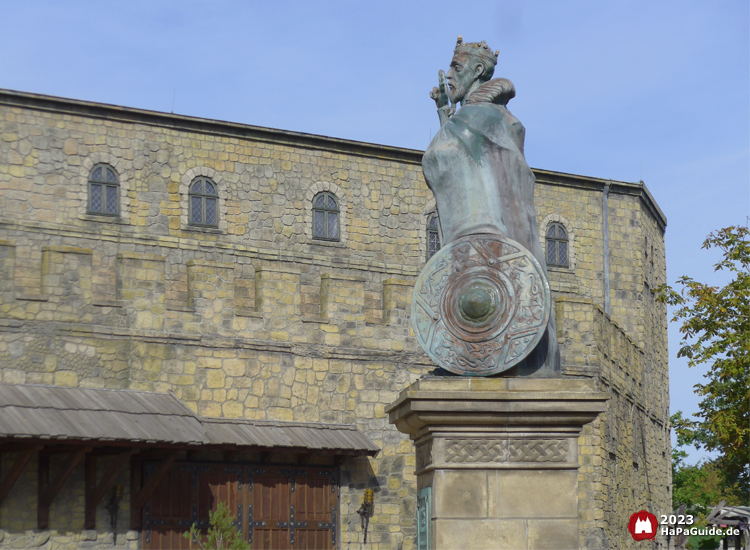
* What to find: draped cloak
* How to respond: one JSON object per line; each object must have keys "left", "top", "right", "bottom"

{"left": 422, "top": 97, "right": 561, "bottom": 376}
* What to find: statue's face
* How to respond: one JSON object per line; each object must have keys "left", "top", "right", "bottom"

{"left": 446, "top": 54, "right": 481, "bottom": 104}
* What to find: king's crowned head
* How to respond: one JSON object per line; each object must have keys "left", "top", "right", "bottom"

{"left": 453, "top": 36, "right": 499, "bottom": 67}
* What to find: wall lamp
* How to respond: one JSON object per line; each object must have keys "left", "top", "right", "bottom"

{"left": 356, "top": 489, "right": 374, "bottom": 543}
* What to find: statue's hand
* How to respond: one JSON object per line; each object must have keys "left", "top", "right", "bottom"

{"left": 430, "top": 70, "right": 450, "bottom": 109}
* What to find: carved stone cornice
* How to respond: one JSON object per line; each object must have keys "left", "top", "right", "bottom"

{"left": 387, "top": 377, "right": 609, "bottom": 473}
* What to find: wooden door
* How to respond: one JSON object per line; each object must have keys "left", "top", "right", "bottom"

{"left": 142, "top": 463, "right": 337, "bottom": 550}
{"left": 247, "top": 467, "right": 336, "bottom": 550}
{"left": 143, "top": 463, "right": 240, "bottom": 549}
{"left": 292, "top": 470, "right": 337, "bottom": 550}
{"left": 248, "top": 468, "right": 291, "bottom": 549}
{"left": 143, "top": 466, "right": 193, "bottom": 550}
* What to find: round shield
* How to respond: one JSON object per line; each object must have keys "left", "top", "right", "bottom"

{"left": 412, "top": 234, "right": 551, "bottom": 376}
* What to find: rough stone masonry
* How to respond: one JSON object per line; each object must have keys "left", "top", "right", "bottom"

{"left": 0, "top": 89, "right": 669, "bottom": 549}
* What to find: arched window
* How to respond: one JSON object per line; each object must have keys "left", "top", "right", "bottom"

{"left": 546, "top": 222, "right": 568, "bottom": 267}
{"left": 88, "top": 164, "right": 119, "bottom": 215}
{"left": 189, "top": 177, "right": 218, "bottom": 227}
{"left": 427, "top": 212, "right": 441, "bottom": 260}
{"left": 312, "top": 192, "right": 339, "bottom": 241}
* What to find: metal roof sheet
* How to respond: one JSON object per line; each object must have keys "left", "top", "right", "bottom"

{"left": 0, "top": 384, "right": 378, "bottom": 455}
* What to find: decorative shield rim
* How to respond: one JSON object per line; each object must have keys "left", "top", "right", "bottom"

{"left": 411, "top": 234, "right": 551, "bottom": 376}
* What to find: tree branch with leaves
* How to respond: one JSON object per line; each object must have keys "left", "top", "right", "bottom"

{"left": 660, "top": 225, "right": 750, "bottom": 500}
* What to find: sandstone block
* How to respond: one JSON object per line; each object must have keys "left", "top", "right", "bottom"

{"left": 206, "top": 370, "right": 225, "bottom": 389}
{"left": 434, "top": 470, "right": 487, "bottom": 518}
{"left": 488, "top": 470, "right": 578, "bottom": 519}
{"left": 53, "top": 370, "right": 79, "bottom": 387}
{"left": 435, "top": 519, "right": 525, "bottom": 550}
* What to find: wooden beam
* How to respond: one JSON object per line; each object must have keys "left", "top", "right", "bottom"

{"left": 224, "top": 450, "right": 239, "bottom": 462}
{"left": 36, "top": 445, "right": 83, "bottom": 455}
{"left": 297, "top": 453, "right": 313, "bottom": 465}
{"left": 92, "top": 451, "right": 132, "bottom": 508}
{"left": 85, "top": 450, "right": 133, "bottom": 529}
{"left": 42, "top": 448, "right": 90, "bottom": 505}
{"left": 38, "top": 448, "right": 90, "bottom": 529}
{"left": 132, "top": 452, "right": 177, "bottom": 511}
{"left": 0, "top": 448, "right": 38, "bottom": 505}
{"left": 130, "top": 454, "right": 143, "bottom": 530}
{"left": 85, "top": 454, "right": 96, "bottom": 530}
{"left": 90, "top": 446, "right": 137, "bottom": 457}
{"left": 333, "top": 455, "right": 348, "bottom": 466}
{"left": 37, "top": 452, "right": 48, "bottom": 528}
{"left": 706, "top": 500, "right": 726, "bottom": 523}
{"left": 0, "top": 443, "right": 43, "bottom": 454}
{"left": 137, "top": 448, "right": 185, "bottom": 460}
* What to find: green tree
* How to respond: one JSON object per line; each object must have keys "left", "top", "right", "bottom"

{"left": 183, "top": 501, "right": 249, "bottom": 550}
{"left": 662, "top": 226, "right": 750, "bottom": 499}
{"left": 671, "top": 413, "right": 741, "bottom": 518}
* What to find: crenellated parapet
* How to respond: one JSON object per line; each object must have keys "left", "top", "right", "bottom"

{"left": 0, "top": 241, "right": 422, "bottom": 350}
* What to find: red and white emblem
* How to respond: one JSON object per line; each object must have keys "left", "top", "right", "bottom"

{"left": 627, "top": 510, "right": 658, "bottom": 541}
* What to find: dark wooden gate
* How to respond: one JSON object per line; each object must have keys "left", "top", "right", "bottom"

{"left": 142, "top": 463, "right": 337, "bottom": 550}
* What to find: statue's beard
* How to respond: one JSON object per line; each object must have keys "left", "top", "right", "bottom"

{"left": 449, "top": 82, "right": 467, "bottom": 104}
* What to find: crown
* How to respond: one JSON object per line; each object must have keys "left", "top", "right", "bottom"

{"left": 453, "top": 36, "right": 499, "bottom": 65}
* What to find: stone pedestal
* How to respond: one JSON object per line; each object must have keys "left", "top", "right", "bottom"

{"left": 387, "top": 378, "right": 608, "bottom": 550}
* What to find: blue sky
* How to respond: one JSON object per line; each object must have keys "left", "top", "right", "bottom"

{"left": 1, "top": 0, "right": 747, "bottom": 463}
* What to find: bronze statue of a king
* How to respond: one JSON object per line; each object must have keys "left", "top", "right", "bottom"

{"left": 412, "top": 36, "right": 560, "bottom": 377}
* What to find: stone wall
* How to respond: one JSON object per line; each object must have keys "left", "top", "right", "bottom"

{"left": 0, "top": 90, "right": 669, "bottom": 549}
{"left": 0, "top": 452, "right": 136, "bottom": 550}
{"left": 557, "top": 297, "right": 670, "bottom": 549}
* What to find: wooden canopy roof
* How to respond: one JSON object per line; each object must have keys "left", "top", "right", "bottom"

{"left": 0, "top": 383, "right": 379, "bottom": 455}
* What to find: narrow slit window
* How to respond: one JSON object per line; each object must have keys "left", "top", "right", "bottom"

{"left": 427, "top": 213, "right": 441, "bottom": 260}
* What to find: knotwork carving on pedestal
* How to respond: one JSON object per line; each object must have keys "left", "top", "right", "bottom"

{"left": 444, "top": 439, "right": 508, "bottom": 463}
{"left": 444, "top": 438, "right": 568, "bottom": 464}
{"left": 508, "top": 439, "right": 568, "bottom": 462}
{"left": 411, "top": 234, "right": 550, "bottom": 376}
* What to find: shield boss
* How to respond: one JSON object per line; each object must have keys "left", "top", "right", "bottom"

{"left": 411, "top": 234, "right": 551, "bottom": 376}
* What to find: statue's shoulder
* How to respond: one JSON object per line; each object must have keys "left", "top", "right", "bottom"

{"left": 465, "top": 78, "right": 516, "bottom": 106}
